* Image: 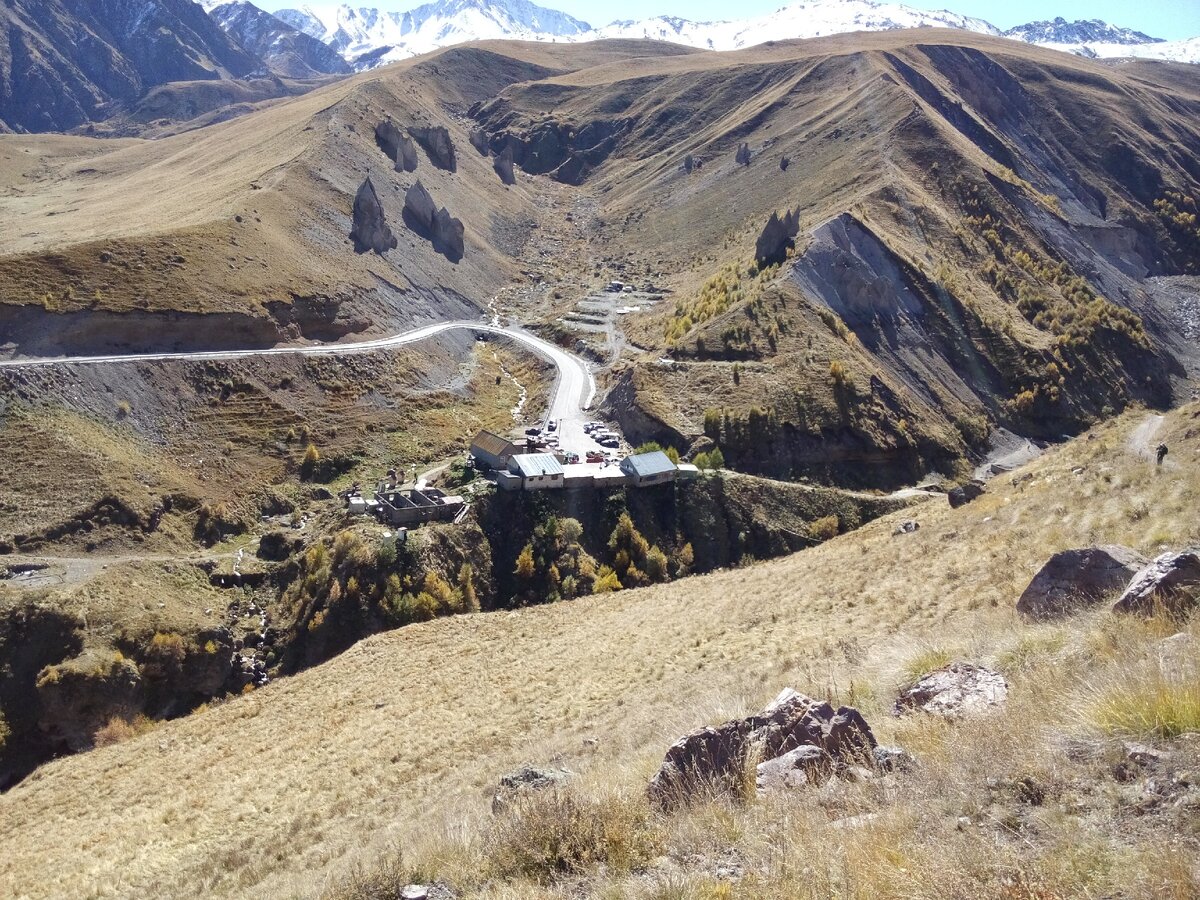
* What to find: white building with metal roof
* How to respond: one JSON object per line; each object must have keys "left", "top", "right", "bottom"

{"left": 506, "top": 453, "right": 566, "bottom": 491}
{"left": 619, "top": 450, "right": 677, "bottom": 487}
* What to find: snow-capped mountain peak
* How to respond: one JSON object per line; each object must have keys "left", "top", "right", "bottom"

{"left": 1003, "top": 17, "right": 1162, "bottom": 46}
{"left": 272, "top": 0, "right": 590, "bottom": 66}
{"left": 249, "top": 0, "right": 1198, "bottom": 70}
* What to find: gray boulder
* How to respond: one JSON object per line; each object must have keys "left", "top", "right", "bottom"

{"left": 403, "top": 180, "right": 438, "bottom": 231}
{"left": 647, "top": 688, "right": 875, "bottom": 809}
{"left": 403, "top": 180, "right": 464, "bottom": 261}
{"left": 947, "top": 480, "right": 985, "bottom": 508}
{"left": 755, "top": 745, "right": 831, "bottom": 794}
{"left": 735, "top": 142, "right": 751, "bottom": 165}
{"left": 1017, "top": 545, "right": 1148, "bottom": 620}
{"left": 350, "top": 178, "right": 397, "bottom": 254}
{"left": 492, "top": 765, "right": 572, "bottom": 813}
{"left": 894, "top": 662, "right": 1007, "bottom": 718}
{"left": 754, "top": 209, "right": 800, "bottom": 267}
{"left": 493, "top": 145, "right": 515, "bottom": 186}
{"left": 409, "top": 125, "right": 456, "bottom": 172}
{"left": 1113, "top": 549, "right": 1200, "bottom": 616}
{"left": 374, "top": 119, "right": 418, "bottom": 172}
{"left": 469, "top": 128, "right": 489, "bottom": 155}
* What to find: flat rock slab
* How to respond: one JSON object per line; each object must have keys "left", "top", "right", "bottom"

{"left": 1017, "top": 545, "right": 1148, "bottom": 619}
{"left": 894, "top": 662, "right": 1007, "bottom": 718}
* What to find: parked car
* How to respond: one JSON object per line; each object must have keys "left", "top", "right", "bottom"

{"left": 599, "top": 437, "right": 619, "bottom": 448}
{"left": 525, "top": 427, "right": 540, "bottom": 437}
{"left": 547, "top": 420, "right": 558, "bottom": 432}
{"left": 586, "top": 451, "right": 605, "bottom": 463}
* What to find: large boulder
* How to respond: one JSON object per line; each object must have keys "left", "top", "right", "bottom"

{"left": 647, "top": 688, "right": 875, "bottom": 809}
{"left": 894, "top": 662, "right": 1007, "bottom": 718}
{"left": 433, "top": 207, "right": 465, "bottom": 261}
{"left": 469, "top": 128, "right": 490, "bottom": 155}
{"left": 1113, "top": 549, "right": 1200, "bottom": 616}
{"left": 947, "top": 479, "right": 985, "bottom": 508}
{"left": 350, "top": 178, "right": 397, "bottom": 254}
{"left": 403, "top": 180, "right": 438, "bottom": 231}
{"left": 409, "top": 125, "right": 456, "bottom": 172}
{"left": 375, "top": 119, "right": 418, "bottom": 172}
{"left": 493, "top": 145, "right": 516, "bottom": 186}
{"left": 735, "top": 142, "right": 751, "bottom": 165}
{"left": 754, "top": 209, "right": 800, "bottom": 268}
{"left": 403, "top": 181, "right": 464, "bottom": 261}
{"left": 1017, "top": 546, "right": 1149, "bottom": 620}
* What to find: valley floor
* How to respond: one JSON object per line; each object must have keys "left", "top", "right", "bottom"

{"left": 1, "top": 404, "right": 1198, "bottom": 898}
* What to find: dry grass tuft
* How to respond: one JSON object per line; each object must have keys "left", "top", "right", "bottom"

{"left": 1085, "top": 670, "right": 1200, "bottom": 739}
{"left": 485, "top": 789, "right": 664, "bottom": 885}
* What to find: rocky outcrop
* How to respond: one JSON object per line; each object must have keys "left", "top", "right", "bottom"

{"left": 736, "top": 142, "right": 752, "bottom": 165}
{"left": 1017, "top": 545, "right": 1148, "bottom": 619}
{"left": 35, "top": 649, "right": 144, "bottom": 752}
{"left": 375, "top": 120, "right": 418, "bottom": 172}
{"left": 1113, "top": 549, "right": 1200, "bottom": 616}
{"left": 780, "top": 156, "right": 791, "bottom": 171}
{"left": 894, "top": 663, "right": 1008, "bottom": 718}
{"left": 493, "top": 146, "right": 516, "bottom": 185}
{"left": 408, "top": 125, "right": 457, "bottom": 172}
{"left": 948, "top": 479, "right": 986, "bottom": 508}
{"left": 469, "top": 128, "right": 490, "bottom": 155}
{"left": 466, "top": 104, "right": 627, "bottom": 185}
{"left": 350, "top": 178, "right": 397, "bottom": 255}
{"left": 492, "top": 765, "right": 572, "bottom": 813}
{"left": 755, "top": 209, "right": 800, "bottom": 267}
{"left": 403, "top": 180, "right": 465, "bottom": 261}
{"left": 647, "top": 688, "right": 875, "bottom": 809}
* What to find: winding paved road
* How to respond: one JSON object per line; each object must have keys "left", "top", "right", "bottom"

{"left": 0, "top": 320, "right": 599, "bottom": 437}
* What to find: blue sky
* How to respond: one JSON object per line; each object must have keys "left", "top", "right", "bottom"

{"left": 545, "top": 1, "right": 1200, "bottom": 40}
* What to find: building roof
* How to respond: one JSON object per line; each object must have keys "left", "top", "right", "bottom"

{"left": 620, "top": 450, "right": 677, "bottom": 479}
{"left": 509, "top": 453, "right": 565, "bottom": 479}
{"left": 471, "top": 429, "right": 515, "bottom": 457}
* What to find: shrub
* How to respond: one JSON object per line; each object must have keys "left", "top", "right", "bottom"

{"left": 484, "top": 789, "right": 663, "bottom": 883}
{"left": 808, "top": 514, "right": 840, "bottom": 542}
{"left": 93, "top": 714, "right": 155, "bottom": 748}
{"left": 142, "top": 632, "right": 187, "bottom": 678}
{"left": 0, "top": 710, "right": 8, "bottom": 753}
{"left": 300, "top": 443, "right": 321, "bottom": 480}
{"left": 593, "top": 567, "right": 622, "bottom": 594}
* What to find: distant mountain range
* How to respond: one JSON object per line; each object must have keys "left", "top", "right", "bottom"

{"left": 1, "top": 0, "right": 1196, "bottom": 135}
{"left": 259, "top": 1, "right": 1200, "bottom": 69}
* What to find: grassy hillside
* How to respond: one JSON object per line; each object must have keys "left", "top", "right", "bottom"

{"left": 1, "top": 403, "right": 1197, "bottom": 897}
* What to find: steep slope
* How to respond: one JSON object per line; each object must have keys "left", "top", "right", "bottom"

{"left": 3, "top": 34, "right": 1198, "bottom": 488}
{"left": 1, "top": 403, "right": 1196, "bottom": 898}
{"left": 463, "top": 31, "right": 1200, "bottom": 483}
{"left": 0, "top": 0, "right": 261, "bottom": 133}
{"left": 0, "top": 40, "right": 695, "bottom": 353}
{"left": 205, "top": 1, "right": 353, "bottom": 77}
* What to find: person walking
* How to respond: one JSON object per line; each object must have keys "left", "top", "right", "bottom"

{"left": 1156, "top": 443, "right": 1168, "bottom": 466}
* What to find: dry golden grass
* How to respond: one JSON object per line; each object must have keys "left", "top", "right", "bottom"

{"left": 0, "top": 404, "right": 1198, "bottom": 899}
